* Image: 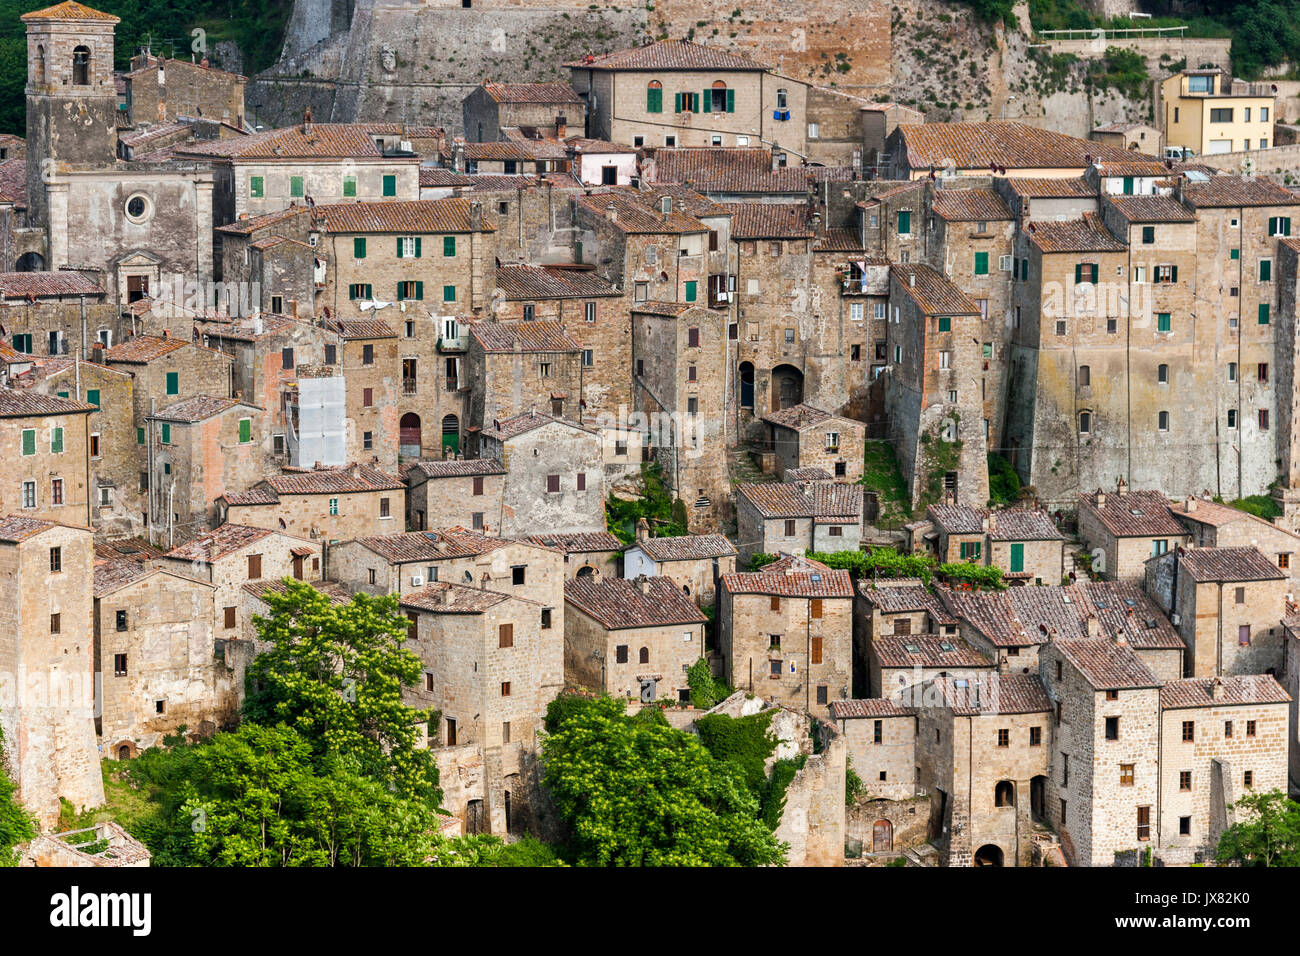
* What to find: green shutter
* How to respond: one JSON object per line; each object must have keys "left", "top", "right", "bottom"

{"left": 692, "top": 92, "right": 700, "bottom": 114}
{"left": 383, "top": 175, "right": 396, "bottom": 197}
{"left": 239, "top": 418, "right": 251, "bottom": 443}
{"left": 974, "top": 252, "right": 988, "bottom": 275}
{"left": 414, "top": 237, "right": 422, "bottom": 258}
{"left": 290, "top": 176, "right": 304, "bottom": 198}
{"left": 1157, "top": 313, "right": 1171, "bottom": 332}
{"left": 1260, "top": 303, "right": 1270, "bottom": 325}
{"left": 249, "top": 176, "right": 263, "bottom": 198}
{"left": 1142, "top": 226, "right": 1154, "bottom": 244}
{"left": 87, "top": 389, "right": 99, "bottom": 407}
{"left": 1075, "top": 264, "right": 1083, "bottom": 284}
{"left": 647, "top": 86, "right": 662, "bottom": 113}
{"left": 21, "top": 429, "right": 34, "bottom": 456}
{"left": 1170, "top": 265, "right": 1177, "bottom": 283}
{"left": 938, "top": 316, "right": 951, "bottom": 332}
{"left": 726, "top": 88, "right": 735, "bottom": 113}
{"left": 443, "top": 285, "right": 456, "bottom": 303}
{"left": 685, "top": 280, "right": 697, "bottom": 303}
{"left": 897, "top": 210, "right": 910, "bottom": 234}
{"left": 1123, "top": 177, "right": 1134, "bottom": 195}
{"left": 702, "top": 88, "right": 710, "bottom": 112}
{"left": 354, "top": 237, "right": 366, "bottom": 259}
{"left": 1010, "top": 542, "right": 1024, "bottom": 574}
{"left": 1231, "top": 248, "right": 1239, "bottom": 260}
{"left": 57, "top": 391, "right": 68, "bottom": 398}
{"left": 343, "top": 175, "right": 356, "bottom": 197}
{"left": 161, "top": 423, "right": 171, "bottom": 445}
{"left": 166, "top": 371, "right": 178, "bottom": 395}
{"left": 49, "top": 426, "right": 62, "bottom": 454}
{"left": 137, "top": 427, "right": 145, "bottom": 445}
{"left": 414, "top": 281, "right": 424, "bottom": 301}
{"left": 396, "top": 237, "right": 404, "bottom": 258}
{"left": 443, "top": 236, "right": 455, "bottom": 257}
{"left": 1261, "top": 259, "right": 1272, "bottom": 281}
{"left": 674, "top": 92, "right": 682, "bottom": 113}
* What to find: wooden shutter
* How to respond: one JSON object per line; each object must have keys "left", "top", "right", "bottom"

{"left": 810, "top": 598, "right": 823, "bottom": 619}
{"left": 224, "top": 606, "right": 236, "bottom": 629}
{"left": 499, "top": 623, "right": 513, "bottom": 648}
{"left": 248, "top": 554, "right": 262, "bottom": 579}
{"left": 770, "top": 595, "right": 780, "bottom": 611}
{"left": 810, "top": 636, "right": 823, "bottom": 663}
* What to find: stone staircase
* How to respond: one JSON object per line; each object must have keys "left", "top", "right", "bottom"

{"left": 727, "top": 442, "right": 777, "bottom": 488}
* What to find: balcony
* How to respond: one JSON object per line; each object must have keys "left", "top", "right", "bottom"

{"left": 402, "top": 379, "right": 418, "bottom": 396}
{"left": 437, "top": 334, "right": 468, "bottom": 353}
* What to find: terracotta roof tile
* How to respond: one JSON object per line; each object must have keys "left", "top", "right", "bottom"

{"left": 22, "top": 1, "right": 119, "bottom": 21}
{"left": 220, "top": 487, "right": 280, "bottom": 506}
{"left": 1053, "top": 638, "right": 1160, "bottom": 690}
{"left": 1160, "top": 675, "right": 1290, "bottom": 709}
{"left": 720, "top": 566, "right": 854, "bottom": 598}
{"left": 927, "top": 504, "right": 1063, "bottom": 540}
{"left": 149, "top": 395, "right": 250, "bottom": 423}
{"left": 736, "top": 482, "right": 863, "bottom": 519}
{"left": 401, "top": 581, "right": 521, "bottom": 613}
{"left": 1175, "top": 546, "right": 1287, "bottom": 582}
{"left": 0, "top": 513, "right": 56, "bottom": 542}
{"left": 724, "top": 202, "right": 815, "bottom": 239}
{"left": 102, "top": 334, "right": 192, "bottom": 364}
{"left": 1028, "top": 213, "right": 1127, "bottom": 253}
{"left": 1106, "top": 194, "right": 1196, "bottom": 223}
{"left": 575, "top": 190, "right": 707, "bottom": 234}
{"left": 495, "top": 264, "right": 620, "bottom": 300}
{"left": 419, "top": 168, "right": 473, "bottom": 188}
{"left": 631, "top": 534, "right": 736, "bottom": 562}
{"left": 244, "top": 579, "right": 350, "bottom": 605}
{"left": 335, "top": 318, "right": 397, "bottom": 339}
{"left": 0, "top": 387, "right": 95, "bottom": 417}
{"left": 828, "top": 698, "right": 915, "bottom": 719}
{"left": 890, "top": 263, "right": 981, "bottom": 315}
{"left": 0, "top": 271, "right": 102, "bottom": 298}
{"left": 480, "top": 410, "right": 593, "bottom": 442}
{"left": 353, "top": 527, "right": 521, "bottom": 563}
{"left": 471, "top": 320, "right": 581, "bottom": 352}
{"left": 856, "top": 582, "right": 958, "bottom": 626}
{"left": 761, "top": 403, "right": 835, "bottom": 430}
{"left": 1079, "top": 489, "right": 1185, "bottom": 537}
{"left": 1182, "top": 175, "right": 1299, "bottom": 208}
{"left": 896, "top": 122, "right": 1140, "bottom": 171}
{"left": 0, "top": 159, "right": 27, "bottom": 207}
{"left": 1004, "top": 177, "right": 1096, "bottom": 198}
{"left": 481, "top": 81, "right": 582, "bottom": 103}
{"left": 565, "top": 39, "right": 767, "bottom": 71}
{"left": 653, "top": 148, "right": 809, "bottom": 194}
{"left": 923, "top": 673, "right": 1053, "bottom": 715}
{"left": 1170, "top": 497, "right": 1300, "bottom": 540}
{"left": 526, "top": 531, "right": 622, "bottom": 553}
{"left": 263, "top": 465, "right": 404, "bottom": 495}
{"left": 873, "top": 634, "right": 993, "bottom": 669}
{"left": 931, "top": 188, "right": 1013, "bottom": 221}
{"left": 565, "top": 575, "right": 707, "bottom": 629}
{"left": 405, "top": 458, "right": 506, "bottom": 480}
{"left": 214, "top": 205, "right": 313, "bottom": 236}
{"left": 785, "top": 467, "right": 832, "bottom": 482}
{"left": 311, "top": 198, "right": 492, "bottom": 233}
{"left": 165, "top": 523, "right": 275, "bottom": 563}
{"left": 175, "top": 123, "right": 403, "bottom": 160}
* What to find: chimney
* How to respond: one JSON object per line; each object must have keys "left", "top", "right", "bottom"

{"left": 1085, "top": 614, "right": 1098, "bottom": 638}
{"left": 302, "top": 105, "right": 313, "bottom": 135}
{"left": 444, "top": 586, "right": 456, "bottom": 607}
{"left": 1185, "top": 495, "right": 1197, "bottom": 513}
{"left": 1095, "top": 488, "right": 1106, "bottom": 508}
{"left": 1114, "top": 629, "right": 1128, "bottom": 646}
{"left": 90, "top": 342, "right": 105, "bottom": 364}
{"left": 470, "top": 201, "right": 483, "bottom": 230}
{"left": 555, "top": 114, "right": 567, "bottom": 139}
{"left": 987, "top": 511, "right": 997, "bottom": 532}
{"left": 635, "top": 516, "right": 650, "bottom": 543}
{"left": 1211, "top": 677, "right": 1224, "bottom": 700}
{"left": 1117, "top": 477, "right": 1129, "bottom": 495}
{"left": 605, "top": 202, "right": 618, "bottom": 222}
{"left": 908, "top": 272, "right": 915, "bottom": 288}
{"left": 636, "top": 574, "right": 650, "bottom": 595}
{"left": 349, "top": 464, "right": 360, "bottom": 478}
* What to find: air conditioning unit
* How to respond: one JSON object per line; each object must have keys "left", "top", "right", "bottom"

{"left": 410, "top": 575, "right": 425, "bottom": 587}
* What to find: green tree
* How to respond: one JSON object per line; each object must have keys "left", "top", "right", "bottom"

{"left": 542, "top": 696, "right": 785, "bottom": 866}
{"left": 1216, "top": 789, "right": 1300, "bottom": 866}
{"left": 243, "top": 579, "right": 439, "bottom": 807}
{"left": 0, "top": 725, "right": 36, "bottom": 866}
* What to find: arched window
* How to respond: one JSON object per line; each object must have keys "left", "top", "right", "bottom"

{"left": 35, "top": 45, "right": 45, "bottom": 85}
{"left": 710, "top": 80, "right": 730, "bottom": 113}
{"left": 646, "top": 80, "right": 663, "bottom": 113}
{"left": 639, "top": 646, "right": 650, "bottom": 664}
{"left": 1079, "top": 410, "right": 1092, "bottom": 434}
{"left": 1158, "top": 410, "right": 1170, "bottom": 432}
{"left": 1157, "top": 363, "right": 1169, "bottom": 384}
{"left": 72, "top": 45, "right": 90, "bottom": 86}
{"left": 995, "top": 780, "right": 1015, "bottom": 807}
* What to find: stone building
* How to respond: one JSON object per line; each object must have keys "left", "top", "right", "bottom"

{"left": 717, "top": 553, "right": 855, "bottom": 715}
{"left": 830, "top": 698, "right": 919, "bottom": 804}
{"left": 1156, "top": 674, "right": 1290, "bottom": 864}
{"left": 0, "top": 386, "right": 94, "bottom": 525}
{"left": 915, "top": 673, "right": 1054, "bottom": 867}
{"left": 852, "top": 579, "right": 964, "bottom": 695}
{"left": 761, "top": 403, "right": 865, "bottom": 482}
{"left": 733, "top": 482, "right": 863, "bottom": 565}
{"left": 1077, "top": 486, "right": 1189, "bottom": 583}
{"left": 218, "top": 463, "right": 405, "bottom": 543}
{"left": 404, "top": 458, "right": 506, "bottom": 533}
{"left": 119, "top": 53, "right": 246, "bottom": 131}
{"left": 212, "top": 208, "right": 318, "bottom": 318}
{"left": 883, "top": 122, "right": 1138, "bottom": 181}
{"left": 525, "top": 531, "right": 622, "bottom": 581}
{"left": 905, "top": 504, "right": 1066, "bottom": 585}
{"left": 172, "top": 120, "right": 421, "bottom": 223}
{"left": 1144, "top": 545, "right": 1288, "bottom": 678}
{"left": 92, "top": 559, "right": 237, "bottom": 758}
{"left": 461, "top": 80, "right": 585, "bottom": 144}
{"left": 146, "top": 395, "right": 265, "bottom": 544}
{"left": 1039, "top": 638, "right": 1162, "bottom": 868}
{"left": 0, "top": 514, "right": 104, "bottom": 826}
{"left": 477, "top": 411, "right": 605, "bottom": 537}
{"left": 884, "top": 263, "right": 988, "bottom": 509}
{"left": 160, "top": 523, "right": 321, "bottom": 639}
{"left": 563, "top": 574, "right": 707, "bottom": 703}
{"left": 871, "top": 634, "right": 995, "bottom": 703}
{"left": 466, "top": 320, "right": 583, "bottom": 428}
{"left": 335, "top": 318, "right": 401, "bottom": 469}
{"left": 1168, "top": 494, "right": 1300, "bottom": 584}
{"left": 621, "top": 524, "right": 736, "bottom": 607}
{"left": 400, "top": 580, "right": 558, "bottom": 835}
{"left": 631, "top": 301, "right": 730, "bottom": 530}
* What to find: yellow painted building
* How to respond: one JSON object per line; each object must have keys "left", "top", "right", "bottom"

{"left": 1162, "top": 70, "right": 1274, "bottom": 157}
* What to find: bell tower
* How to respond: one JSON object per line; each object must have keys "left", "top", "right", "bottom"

{"left": 22, "top": 1, "right": 121, "bottom": 233}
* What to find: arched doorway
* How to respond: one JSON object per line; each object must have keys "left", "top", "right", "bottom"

{"left": 772, "top": 364, "right": 804, "bottom": 411}
{"left": 974, "top": 844, "right": 1004, "bottom": 867}
{"left": 400, "top": 413, "right": 421, "bottom": 458}
{"left": 1030, "top": 775, "right": 1047, "bottom": 821}
{"left": 739, "top": 361, "right": 755, "bottom": 410}
{"left": 15, "top": 252, "right": 44, "bottom": 272}
{"left": 117, "top": 744, "right": 131, "bottom": 761}
{"left": 995, "top": 780, "right": 1015, "bottom": 807}
{"left": 872, "top": 818, "right": 893, "bottom": 853}
{"left": 576, "top": 565, "right": 596, "bottom": 578}
{"left": 441, "top": 414, "right": 460, "bottom": 456}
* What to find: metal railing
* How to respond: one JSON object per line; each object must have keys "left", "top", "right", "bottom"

{"left": 1035, "top": 26, "right": 1188, "bottom": 40}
